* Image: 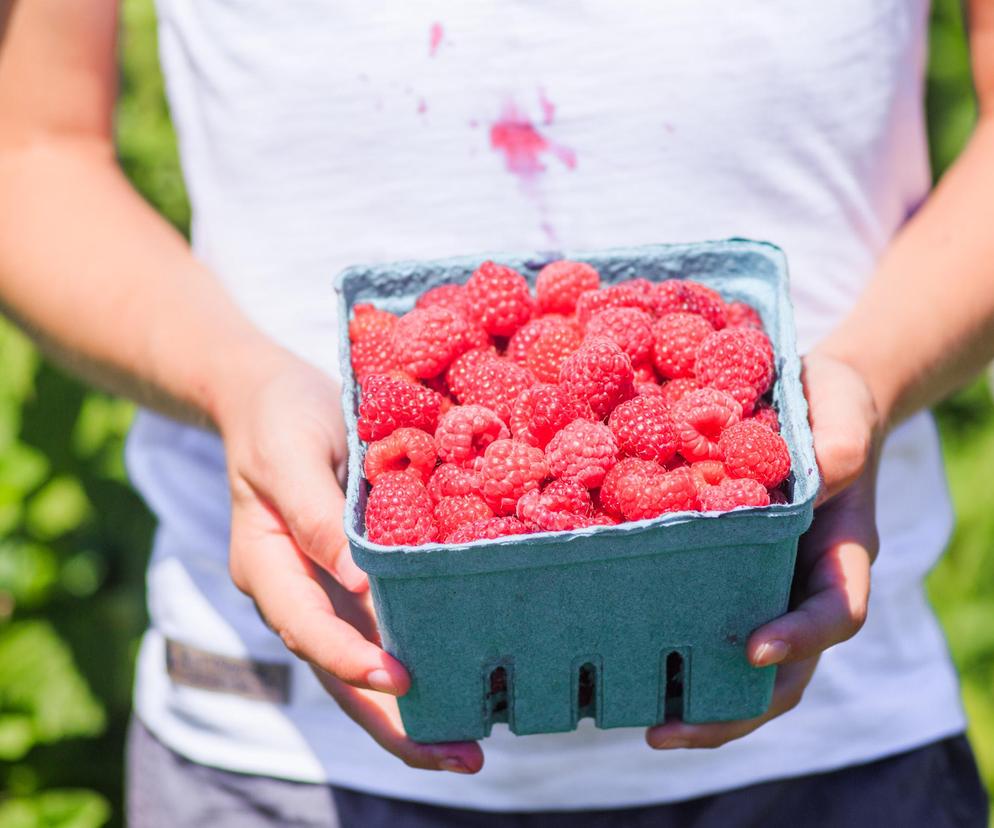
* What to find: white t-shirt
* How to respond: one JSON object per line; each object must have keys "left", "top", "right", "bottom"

{"left": 129, "top": 0, "right": 965, "bottom": 810}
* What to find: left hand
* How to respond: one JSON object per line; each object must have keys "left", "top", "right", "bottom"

{"left": 647, "top": 351, "right": 882, "bottom": 750}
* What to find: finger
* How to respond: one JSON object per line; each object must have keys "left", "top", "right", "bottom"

{"left": 748, "top": 538, "right": 871, "bottom": 667}
{"left": 247, "top": 454, "right": 368, "bottom": 593}
{"left": 316, "top": 669, "right": 485, "bottom": 774}
{"left": 646, "top": 658, "right": 816, "bottom": 750}
{"left": 230, "top": 509, "right": 407, "bottom": 694}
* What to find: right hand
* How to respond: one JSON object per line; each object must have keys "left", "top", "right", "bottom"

{"left": 216, "top": 348, "right": 483, "bottom": 774}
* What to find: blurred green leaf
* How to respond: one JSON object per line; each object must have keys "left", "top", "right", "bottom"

{"left": 0, "top": 542, "right": 59, "bottom": 611}
{"left": 25, "top": 479, "right": 91, "bottom": 543}
{"left": 0, "top": 790, "right": 110, "bottom": 828}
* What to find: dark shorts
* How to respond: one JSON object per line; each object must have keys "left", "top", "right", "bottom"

{"left": 126, "top": 719, "right": 989, "bottom": 828}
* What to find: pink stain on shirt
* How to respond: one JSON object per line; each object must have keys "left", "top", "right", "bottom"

{"left": 538, "top": 89, "right": 556, "bottom": 125}
{"left": 429, "top": 22, "right": 444, "bottom": 57}
{"left": 417, "top": 97, "right": 428, "bottom": 114}
{"left": 489, "top": 102, "right": 576, "bottom": 180}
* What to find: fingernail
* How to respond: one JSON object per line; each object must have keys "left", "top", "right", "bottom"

{"left": 439, "top": 757, "right": 472, "bottom": 774}
{"left": 654, "top": 737, "right": 691, "bottom": 750}
{"left": 755, "top": 639, "right": 789, "bottom": 666}
{"left": 367, "top": 669, "right": 399, "bottom": 694}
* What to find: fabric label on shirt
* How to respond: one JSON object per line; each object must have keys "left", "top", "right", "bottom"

{"left": 165, "top": 639, "right": 290, "bottom": 704}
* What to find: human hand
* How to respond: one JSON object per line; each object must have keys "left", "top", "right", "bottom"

{"left": 647, "top": 351, "right": 881, "bottom": 750}
{"left": 217, "top": 349, "right": 483, "bottom": 773}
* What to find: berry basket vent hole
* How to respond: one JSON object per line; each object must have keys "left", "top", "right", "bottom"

{"left": 576, "top": 662, "right": 598, "bottom": 722}
{"left": 664, "top": 651, "right": 686, "bottom": 721}
{"left": 484, "top": 665, "right": 511, "bottom": 731}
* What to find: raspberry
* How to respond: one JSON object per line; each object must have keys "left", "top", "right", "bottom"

{"left": 393, "top": 305, "right": 473, "bottom": 378}
{"left": 458, "top": 358, "right": 536, "bottom": 423}
{"left": 576, "top": 284, "right": 656, "bottom": 327}
{"left": 653, "top": 280, "right": 727, "bottom": 329}
{"left": 426, "top": 462, "right": 483, "bottom": 502}
{"left": 349, "top": 303, "right": 398, "bottom": 342}
{"left": 465, "top": 261, "right": 534, "bottom": 336}
{"left": 363, "top": 427, "right": 437, "bottom": 485}
{"left": 535, "top": 260, "right": 601, "bottom": 315}
{"left": 525, "top": 326, "right": 583, "bottom": 383}
{"left": 615, "top": 466, "right": 700, "bottom": 521}
{"left": 659, "top": 377, "right": 701, "bottom": 405}
{"left": 480, "top": 439, "right": 549, "bottom": 515}
{"left": 350, "top": 329, "right": 399, "bottom": 380}
{"left": 598, "top": 457, "right": 665, "bottom": 519}
{"left": 545, "top": 419, "right": 618, "bottom": 488}
{"left": 751, "top": 401, "right": 780, "bottom": 432}
{"left": 718, "top": 419, "right": 791, "bottom": 488}
{"left": 608, "top": 395, "right": 678, "bottom": 464}
{"left": 633, "top": 362, "right": 658, "bottom": 384}
{"left": 416, "top": 283, "right": 471, "bottom": 317}
{"left": 725, "top": 300, "right": 764, "bottom": 330}
{"left": 446, "top": 516, "right": 533, "bottom": 544}
{"left": 559, "top": 337, "right": 636, "bottom": 420}
{"left": 434, "top": 405, "right": 509, "bottom": 467}
{"left": 434, "top": 494, "right": 494, "bottom": 539}
{"left": 516, "top": 480, "right": 593, "bottom": 531}
{"left": 586, "top": 307, "right": 655, "bottom": 365}
{"left": 365, "top": 472, "right": 437, "bottom": 546}
{"left": 671, "top": 387, "right": 742, "bottom": 462}
{"left": 636, "top": 382, "right": 667, "bottom": 399}
{"left": 589, "top": 512, "right": 620, "bottom": 526}
{"left": 699, "top": 477, "right": 771, "bottom": 511}
{"left": 509, "top": 383, "right": 593, "bottom": 449}
{"left": 446, "top": 346, "right": 499, "bottom": 400}
{"left": 357, "top": 375, "right": 443, "bottom": 441}
{"left": 695, "top": 328, "right": 775, "bottom": 414}
{"left": 652, "top": 312, "right": 715, "bottom": 379}
{"left": 506, "top": 315, "right": 577, "bottom": 365}
{"left": 689, "top": 459, "right": 728, "bottom": 488}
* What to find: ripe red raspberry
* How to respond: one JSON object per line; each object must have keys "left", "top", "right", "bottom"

{"left": 480, "top": 439, "right": 548, "bottom": 515}
{"left": 652, "top": 312, "right": 715, "bottom": 379}
{"left": 695, "top": 328, "right": 775, "bottom": 414}
{"left": 659, "top": 376, "right": 701, "bottom": 405}
{"left": 559, "top": 337, "right": 636, "bottom": 420}
{"left": 751, "top": 401, "right": 780, "bottom": 432}
{"left": 350, "top": 329, "right": 399, "bottom": 380}
{"left": 699, "top": 477, "right": 771, "bottom": 511}
{"left": 446, "top": 346, "right": 498, "bottom": 400}
{"left": 506, "top": 315, "right": 577, "bottom": 365}
{"left": 363, "top": 427, "right": 437, "bottom": 485}
{"left": 393, "top": 305, "right": 473, "bottom": 378}
{"left": 633, "top": 362, "right": 658, "bottom": 384}
{"left": 718, "top": 419, "right": 791, "bottom": 488}
{"left": 671, "top": 387, "right": 742, "bottom": 462}
{"left": 465, "top": 261, "right": 534, "bottom": 336}
{"left": 365, "top": 472, "right": 437, "bottom": 546}
{"left": 545, "top": 419, "right": 619, "bottom": 489}
{"left": 509, "top": 384, "right": 593, "bottom": 449}
{"left": 689, "top": 459, "right": 728, "bottom": 488}
{"left": 608, "top": 395, "right": 678, "bottom": 464}
{"left": 725, "top": 300, "right": 764, "bottom": 330}
{"left": 586, "top": 307, "right": 655, "bottom": 365}
{"left": 516, "top": 479, "right": 593, "bottom": 532}
{"left": 525, "top": 326, "right": 583, "bottom": 383}
{"left": 434, "top": 494, "right": 494, "bottom": 539}
{"left": 575, "top": 284, "right": 656, "bottom": 327}
{"left": 416, "top": 283, "right": 471, "bottom": 317}
{"left": 615, "top": 466, "right": 700, "bottom": 521}
{"left": 636, "top": 382, "right": 667, "bottom": 399}
{"left": 445, "top": 516, "right": 533, "bottom": 544}
{"left": 598, "top": 457, "right": 665, "bottom": 519}
{"left": 652, "top": 280, "right": 727, "bottom": 329}
{"left": 535, "top": 260, "right": 601, "bottom": 315}
{"left": 434, "top": 405, "right": 509, "bottom": 467}
{"left": 458, "top": 358, "right": 536, "bottom": 423}
{"left": 357, "top": 375, "right": 443, "bottom": 441}
{"left": 426, "top": 462, "right": 483, "bottom": 502}
{"left": 349, "top": 303, "right": 398, "bottom": 342}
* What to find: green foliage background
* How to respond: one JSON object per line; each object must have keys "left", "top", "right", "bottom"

{"left": 0, "top": 1, "right": 991, "bottom": 825}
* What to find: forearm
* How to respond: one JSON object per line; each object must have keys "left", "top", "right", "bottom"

{"left": 816, "top": 116, "right": 994, "bottom": 427}
{"left": 0, "top": 138, "right": 287, "bottom": 428}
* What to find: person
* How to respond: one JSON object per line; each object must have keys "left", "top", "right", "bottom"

{"left": 0, "top": 1, "right": 991, "bottom": 825}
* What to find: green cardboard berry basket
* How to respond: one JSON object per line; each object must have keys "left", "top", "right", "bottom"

{"left": 335, "top": 239, "right": 818, "bottom": 743}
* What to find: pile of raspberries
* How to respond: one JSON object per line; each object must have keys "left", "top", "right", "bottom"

{"left": 350, "top": 260, "right": 791, "bottom": 546}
